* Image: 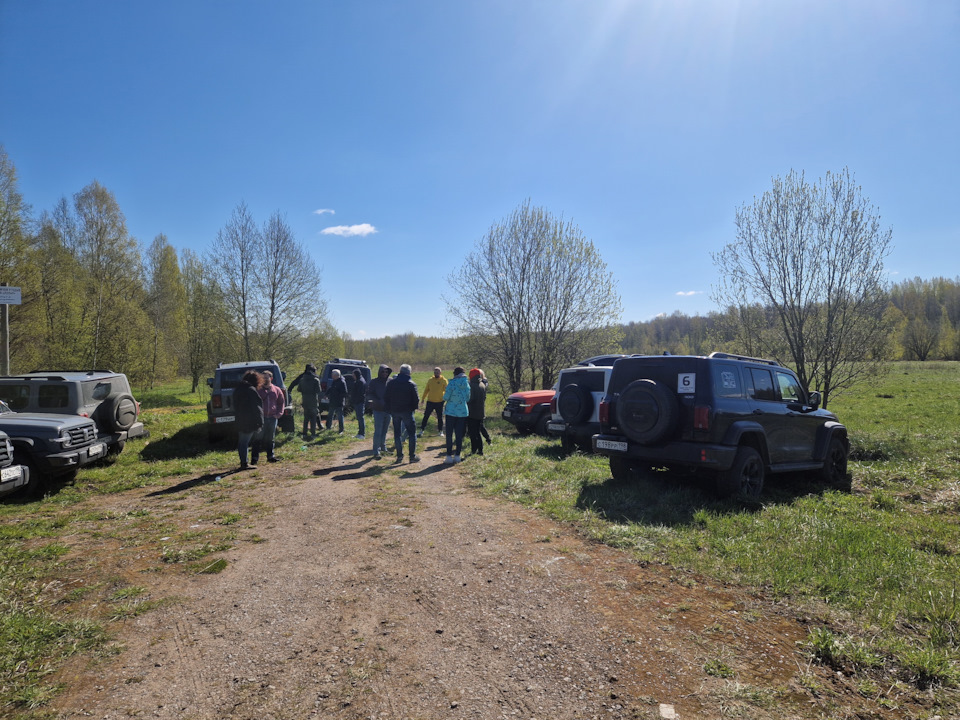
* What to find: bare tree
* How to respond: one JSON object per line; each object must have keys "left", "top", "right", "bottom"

{"left": 446, "top": 200, "right": 622, "bottom": 393}
{"left": 209, "top": 202, "right": 261, "bottom": 360}
{"left": 713, "top": 168, "right": 893, "bottom": 407}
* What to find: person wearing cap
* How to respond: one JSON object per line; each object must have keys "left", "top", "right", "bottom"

{"left": 366, "top": 364, "right": 392, "bottom": 459}
{"left": 418, "top": 367, "right": 448, "bottom": 437}
{"left": 350, "top": 368, "right": 368, "bottom": 439}
{"left": 324, "top": 369, "right": 349, "bottom": 433}
{"left": 384, "top": 363, "right": 420, "bottom": 463}
{"left": 288, "top": 363, "right": 321, "bottom": 438}
{"left": 442, "top": 366, "right": 471, "bottom": 464}
{"left": 467, "top": 367, "right": 489, "bottom": 456}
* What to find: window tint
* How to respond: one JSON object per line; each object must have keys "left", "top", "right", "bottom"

{"left": 558, "top": 371, "right": 605, "bottom": 392}
{"left": 0, "top": 385, "right": 30, "bottom": 411}
{"left": 83, "top": 381, "right": 112, "bottom": 403}
{"left": 776, "top": 372, "right": 803, "bottom": 402}
{"left": 748, "top": 368, "right": 778, "bottom": 402}
{"left": 713, "top": 364, "right": 742, "bottom": 398}
{"left": 39, "top": 385, "right": 69, "bottom": 409}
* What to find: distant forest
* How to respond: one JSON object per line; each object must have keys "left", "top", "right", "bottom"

{"left": 343, "top": 275, "right": 960, "bottom": 371}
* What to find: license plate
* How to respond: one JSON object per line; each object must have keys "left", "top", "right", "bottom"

{"left": 502, "top": 410, "right": 512, "bottom": 418}
{"left": 596, "top": 439, "right": 628, "bottom": 452}
{"left": 87, "top": 443, "right": 106, "bottom": 458}
{"left": 215, "top": 415, "right": 235, "bottom": 424}
{"left": 547, "top": 423, "right": 565, "bottom": 432}
{"left": 1, "top": 465, "right": 21, "bottom": 481}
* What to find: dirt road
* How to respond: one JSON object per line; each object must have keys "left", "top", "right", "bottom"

{"left": 49, "top": 439, "right": 861, "bottom": 719}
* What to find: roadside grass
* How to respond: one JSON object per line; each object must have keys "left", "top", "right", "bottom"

{"left": 464, "top": 362, "right": 960, "bottom": 711}
{"left": 0, "top": 377, "right": 360, "bottom": 717}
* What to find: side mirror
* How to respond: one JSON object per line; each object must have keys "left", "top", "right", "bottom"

{"left": 807, "top": 391, "right": 821, "bottom": 409}
{"left": 206, "top": 377, "right": 214, "bottom": 388}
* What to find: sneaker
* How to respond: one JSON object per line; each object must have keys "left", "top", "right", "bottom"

{"left": 438, "top": 430, "right": 444, "bottom": 436}
{"left": 416, "top": 429, "right": 423, "bottom": 438}
{"left": 247, "top": 463, "right": 258, "bottom": 469}
{"left": 410, "top": 455, "right": 421, "bottom": 463}
{"left": 453, "top": 455, "right": 461, "bottom": 463}
{"left": 395, "top": 455, "right": 403, "bottom": 463}
{"left": 379, "top": 446, "right": 387, "bottom": 454}
{"left": 354, "top": 434, "right": 365, "bottom": 439}
{"left": 268, "top": 456, "right": 280, "bottom": 463}
{"left": 374, "top": 452, "right": 381, "bottom": 460}
{"left": 443, "top": 455, "right": 455, "bottom": 465}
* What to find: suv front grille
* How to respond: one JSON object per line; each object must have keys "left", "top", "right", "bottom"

{"left": 504, "top": 398, "right": 524, "bottom": 412}
{"left": 0, "top": 438, "right": 11, "bottom": 464}
{"left": 66, "top": 424, "right": 97, "bottom": 446}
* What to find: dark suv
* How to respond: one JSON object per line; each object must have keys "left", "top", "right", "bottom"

{"left": 592, "top": 352, "right": 849, "bottom": 497}
{"left": 319, "top": 359, "right": 371, "bottom": 416}
{"left": 206, "top": 361, "right": 294, "bottom": 441}
{"left": 0, "top": 371, "right": 148, "bottom": 454}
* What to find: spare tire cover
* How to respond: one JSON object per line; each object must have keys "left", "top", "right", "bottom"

{"left": 102, "top": 393, "right": 137, "bottom": 432}
{"left": 557, "top": 384, "right": 593, "bottom": 424}
{"left": 616, "top": 379, "right": 677, "bottom": 444}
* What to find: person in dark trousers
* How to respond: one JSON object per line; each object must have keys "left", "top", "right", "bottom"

{"left": 418, "top": 367, "right": 447, "bottom": 437}
{"left": 234, "top": 371, "right": 264, "bottom": 470}
{"left": 350, "top": 368, "right": 367, "bottom": 439}
{"left": 324, "top": 369, "right": 348, "bottom": 433}
{"left": 253, "top": 369, "right": 285, "bottom": 464}
{"left": 467, "top": 367, "right": 488, "bottom": 456}
{"left": 288, "top": 364, "right": 321, "bottom": 438}
{"left": 366, "top": 364, "right": 392, "bottom": 459}
{"left": 442, "top": 366, "right": 471, "bottom": 464}
{"left": 384, "top": 363, "right": 420, "bottom": 463}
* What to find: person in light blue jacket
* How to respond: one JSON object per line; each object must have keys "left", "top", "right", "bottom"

{"left": 442, "top": 366, "right": 471, "bottom": 464}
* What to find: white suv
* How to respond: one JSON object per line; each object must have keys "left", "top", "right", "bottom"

{"left": 547, "top": 365, "right": 614, "bottom": 454}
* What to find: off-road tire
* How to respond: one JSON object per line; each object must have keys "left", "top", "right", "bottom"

{"left": 819, "top": 436, "right": 849, "bottom": 487}
{"left": 717, "top": 446, "right": 764, "bottom": 499}
{"left": 609, "top": 456, "right": 636, "bottom": 483}
{"left": 616, "top": 379, "right": 678, "bottom": 445}
{"left": 534, "top": 413, "right": 551, "bottom": 437}
{"left": 13, "top": 452, "right": 43, "bottom": 499}
{"left": 557, "top": 384, "right": 593, "bottom": 424}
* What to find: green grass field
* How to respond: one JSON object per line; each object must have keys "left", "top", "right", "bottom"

{"left": 2, "top": 363, "right": 959, "bottom": 716}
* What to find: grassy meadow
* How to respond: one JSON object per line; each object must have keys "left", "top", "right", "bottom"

{"left": 1, "top": 364, "right": 959, "bottom": 716}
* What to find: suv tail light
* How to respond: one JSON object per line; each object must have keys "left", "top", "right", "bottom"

{"left": 694, "top": 405, "right": 710, "bottom": 431}
{"left": 212, "top": 394, "right": 223, "bottom": 409}
{"left": 550, "top": 396, "right": 557, "bottom": 413}
{"left": 598, "top": 399, "right": 609, "bottom": 425}
{"left": 321, "top": 380, "right": 328, "bottom": 391}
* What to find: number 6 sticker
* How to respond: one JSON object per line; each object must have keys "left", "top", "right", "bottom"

{"left": 678, "top": 373, "right": 696, "bottom": 394}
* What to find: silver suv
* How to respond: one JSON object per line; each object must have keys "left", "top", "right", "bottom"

{"left": 547, "top": 365, "right": 613, "bottom": 453}
{"left": 0, "top": 371, "right": 147, "bottom": 454}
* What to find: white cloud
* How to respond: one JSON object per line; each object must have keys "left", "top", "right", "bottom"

{"left": 320, "top": 224, "right": 378, "bottom": 237}
{"left": 313, "top": 208, "right": 335, "bottom": 216}
{"left": 675, "top": 290, "right": 704, "bottom": 297}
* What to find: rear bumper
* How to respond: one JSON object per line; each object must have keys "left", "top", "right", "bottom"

{"left": 592, "top": 434, "right": 738, "bottom": 471}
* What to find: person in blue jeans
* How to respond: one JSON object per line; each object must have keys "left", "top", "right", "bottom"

{"left": 350, "top": 368, "right": 367, "bottom": 439}
{"left": 233, "top": 371, "right": 264, "bottom": 470}
{"left": 442, "top": 366, "right": 471, "bottom": 464}
{"left": 384, "top": 364, "right": 420, "bottom": 463}
{"left": 366, "top": 364, "right": 392, "bottom": 459}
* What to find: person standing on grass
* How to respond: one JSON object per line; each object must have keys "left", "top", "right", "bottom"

{"left": 325, "top": 369, "right": 348, "bottom": 434}
{"left": 442, "top": 366, "right": 471, "bottom": 464}
{"left": 289, "top": 364, "right": 321, "bottom": 438}
{"left": 467, "top": 367, "right": 488, "bottom": 456}
{"left": 234, "top": 371, "right": 264, "bottom": 470}
{"left": 385, "top": 363, "right": 420, "bottom": 463}
{"left": 418, "top": 367, "right": 448, "bottom": 437}
{"left": 366, "top": 364, "right": 392, "bottom": 459}
{"left": 350, "top": 368, "right": 367, "bottom": 439}
{"left": 252, "top": 370, "right": 285, "bottom": 464}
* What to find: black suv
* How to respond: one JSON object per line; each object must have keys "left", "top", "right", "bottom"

{"left": 592, "top": 352, "right": 849, "bottom": 497}
{"left": 206, "top": 361, "right": 294, "bottom": 441}
{"left": 0, "top": 400, "right": 106, "bottom": 496}
{"left": 319, "top": 359, "right": 371, "bottom": 415}
{"left": 0, "top": 371, "right": 147, "bottom": 454}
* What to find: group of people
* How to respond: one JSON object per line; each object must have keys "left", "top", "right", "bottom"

{"left": 233, "top": 363, "right": 491, "bottom": 470}
{"left": 360, "top": 364, "right": 490, "bottom": 464}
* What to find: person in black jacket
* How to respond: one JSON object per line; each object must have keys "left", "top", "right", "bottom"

{"left": 288, "top": 364, "right": 321, "bottom": 438}
{"left": 324, "top": 369, "right": 348, "bottom": 433}
{"left": 234, "top": 371, "right": 264, "bottom": 470}
{"left": 366, "top": 364, "right": 392, "bottom": 459}
{"left": 467, "top": 368, "right": 488, "bottom": 456}
{"left": 384, "top": 364, "right": 420, "bottom": 463}
{"left": 350, "top": 369, "right": 367, "bottom": 439}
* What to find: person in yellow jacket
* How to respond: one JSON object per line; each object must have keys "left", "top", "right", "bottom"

{"left": 418, "top": 367, "right": 448, "bottom": 437}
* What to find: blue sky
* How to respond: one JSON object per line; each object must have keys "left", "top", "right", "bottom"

{"left": 1, "top": 1, "right": 957, "bottom": 339}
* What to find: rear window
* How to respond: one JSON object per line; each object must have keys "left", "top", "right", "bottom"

{"left": 82, "top": 381, "right": 114, "bottom": 404}
{"left": 0, "top": 384, "right": 30, "bottom": 411}
{"left": 218, "top": 366, "right": 285, "bottom": 390}
{"left": 558, "top": 370, "right": 606, "bottom": 393}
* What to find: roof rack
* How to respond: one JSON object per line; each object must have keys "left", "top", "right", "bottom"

{"left": 329, "top": 358, "right": 368, "bottom": 366}
{"left": 708, "top": 352, "right": 782, "bottom": 367}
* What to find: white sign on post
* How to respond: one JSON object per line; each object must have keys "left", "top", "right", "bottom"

{"left": 0, "top": 287, "right": 21, "bottom": 305}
